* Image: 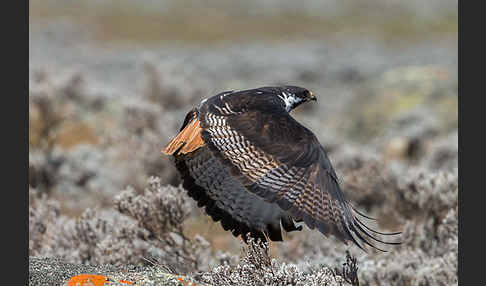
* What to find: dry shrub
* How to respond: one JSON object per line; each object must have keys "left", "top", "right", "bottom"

{"left": 29, "top": 188, "right": 61, "bottom": 256}
{"left": 28, "top": 177, "right": 211, "bottom": 273}
{"left": 29, "top": 149, "right": 64, "bottom": 194}
{"left": 120, "top": 99, "right": 161, "bottom": 136}
{"left": 327, "top": 141, "right": 458, "bottom": 229}
{"left": 142, "top": 61, "right": 208, "bottom": 110}
{"left": 358, "top": 207, "right": 458, "bottom": 286}
{"left": 28, "top": 69, "right": 181, "bottom": 211}
{"left": 113, "top": 177, "right": 205, "bottom": 272}
{"left": 29, "top": 70, "right": 105, "bottom": 149}
{"left": 29, "top": 145, "right": 125, "bottom": 215}
{"left": 116, "top": 98, "right": 180, "bottom": 187}
{"left": 423, "top": 131, "right": 458, "bottom": 171}
{"left": 29, "top": 70, "right": 106, "bottom": 194}
{"left": 197, "top": 236, "right": 352, "bottom": 286}
{"left": 382, "top": 168, "right": 458, "bottom": 229}
{"left": 114, "top": 177, "right": 190, "bottom": 238}
{"left": 336, "top": 156, "right": 391, "bottom": 214}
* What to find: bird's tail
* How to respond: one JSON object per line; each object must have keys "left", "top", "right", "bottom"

{"left": 162, "top": 110, "right": 205, "bottom": 156}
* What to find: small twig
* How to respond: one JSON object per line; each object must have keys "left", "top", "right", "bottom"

{"left": 335, "top": 250, "right": 360, "bottom": 286}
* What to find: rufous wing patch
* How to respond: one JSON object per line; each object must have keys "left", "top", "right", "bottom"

{"left": 162, "top": 118, "right": 205, "bottom": 155}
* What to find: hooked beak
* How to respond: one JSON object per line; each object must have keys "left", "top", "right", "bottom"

{"left": 310, "top": 91, "right": 317, "bottom": 101}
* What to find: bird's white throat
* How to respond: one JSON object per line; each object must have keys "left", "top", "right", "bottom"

{"left": 278, "top": 91, "right": 302, "bottom": 112}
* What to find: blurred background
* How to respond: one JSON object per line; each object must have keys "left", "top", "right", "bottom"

{"left": 29, "top": 0, "right": 458, "bottom": 283}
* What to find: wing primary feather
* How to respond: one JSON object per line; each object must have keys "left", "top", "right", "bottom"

{"left": 354, "top": 215, "right": 402, "bottom": 236}
{"left": 348, "top": 223, "right": 388, "bottom": 252}
{"left": 343, "top": 224, "right": 368, "bottom": 252}
{"left": 353, "top": 220, "right": 402, "bottom": 246}
{"left": 348, "top": 203, "right": 378, "bottom": 221}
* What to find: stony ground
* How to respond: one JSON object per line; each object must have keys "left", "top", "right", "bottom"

{"left": 29, "top": 1, "right": 457, "bottom": 285}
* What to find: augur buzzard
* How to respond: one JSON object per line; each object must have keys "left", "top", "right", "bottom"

{"left": 162, "top": 86, "right": 400, "bottom": 251}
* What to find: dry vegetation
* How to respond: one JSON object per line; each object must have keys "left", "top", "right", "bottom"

{"left": 29, "top": 0, "right": 457, "bottom": 47}
{"left": 28, "top": 69, "right": 457, "bottom": 283}
{"left": 29, "top": 1, "right": 457, "bottom": 285}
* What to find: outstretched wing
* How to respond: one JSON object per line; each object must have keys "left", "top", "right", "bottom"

{"left": 199, "top": 96, "right": 400, "bottom": 251}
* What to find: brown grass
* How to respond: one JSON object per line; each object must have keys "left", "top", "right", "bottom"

{"left": 56, "top": 122, "right": 99, "bottom": 149}
{"left": 29, "top": 0, "right": 457, "bottom": 47}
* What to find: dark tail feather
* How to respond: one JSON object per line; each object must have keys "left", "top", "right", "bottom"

{"left": 355, "top": 216, "right": 402, "bottom": 236}
{"left": 344, "top": 205, "right": 402, "bottom": 252}
{"left": 343, "top": 224, "right": 368, "bottom": 252}
{"left": 348, "top": 223, "right": 388, "bottom": 252}
{"left": 353, "top": 220, "right": 402, "bottom": 246}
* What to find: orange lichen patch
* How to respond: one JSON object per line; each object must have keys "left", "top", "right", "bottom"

{"left": 177, "top": 277, "right": 196, "bottom": 286}
{"left": 66, "top": 274, "right": 135, "bottom": 285}
{"left": 66, "top": 274, "right": 108, "bottom": 286}
{"left": 162, "top": 118, "right": 205, "bottom": 156}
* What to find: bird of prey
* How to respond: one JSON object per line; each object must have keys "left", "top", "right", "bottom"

{"left": 162, "top": 86, "right": 400, "bottom": 251}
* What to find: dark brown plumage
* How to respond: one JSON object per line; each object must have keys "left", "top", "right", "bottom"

{"left": 162, "top": 86, "right": 400, "bottom": 251}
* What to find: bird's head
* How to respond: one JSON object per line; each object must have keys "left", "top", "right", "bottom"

{"left": 276, "top": 86, "right": 317, "bottom": 112}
